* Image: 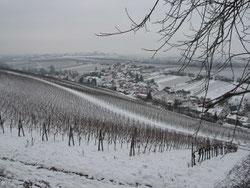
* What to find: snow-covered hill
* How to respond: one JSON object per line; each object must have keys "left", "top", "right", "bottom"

{"left": 0, "top": 69, "right": 250, "bottom": 188}
{"left": 0, "top": 129, "right": 249, "bottom": 188}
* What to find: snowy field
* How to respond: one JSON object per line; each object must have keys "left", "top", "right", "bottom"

{"left": 183, "top": 67, "right": 247, "bottom": 80}
{"left": 174, "top": 80, "right": 234, "bottom": 98}
{"left": 4, "top": 56, "right": 120, "bottom": 73}
{"left": 175, "top": 79, "right": 250, "bottom": 100}
{"left": 6, "top": 59, "right": 80, "bottom": 70}
{"left": 197, "top": 81, "right": 236, "bottom": 99}
{"left": 146, "top": 75, "right": 191, "bottom": 91}
{"left": 64, "top": 63, "right": 110, "bottom": 73}
{"left": 0, "top": 129, "right": 249, "bottom": 188}
{"left": 0, "top": 70, "right": 250, "bottom": 188}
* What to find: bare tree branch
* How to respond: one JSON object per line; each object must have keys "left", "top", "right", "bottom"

{"left": 97, "top": 0, "right": 250, "bottom": 139}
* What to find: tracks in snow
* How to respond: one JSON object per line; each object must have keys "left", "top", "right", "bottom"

{"left": 0, "top": 157, "right": 153, "bottom": 188}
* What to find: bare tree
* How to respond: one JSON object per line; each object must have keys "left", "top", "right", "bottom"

{"left": 97, "top": 0, "right": 250, "bottom": 137}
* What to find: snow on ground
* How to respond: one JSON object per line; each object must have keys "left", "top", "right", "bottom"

{"left": 1, "top": 71, "right": 249, "bottom": 187}
{"left": 215, "top": 153, "right": 250, "bottom": 187}
{"left": 158, "top": 76, "right": 191, "bottom": 91}
{"left": 175, "top": 80, "right": 206, "bottom": 94}
{"left": 4, "top": 71, "right": 197, "bottom": 135}
{"left": 144, "top": 72, "right": 162, "bottom": 80}
{"left": 64, "top": 63, "right": 109, "bottom": 73}
{"left": 4, "top": 70, "right": 248, "bottom": 143}
{"left": 147, "top": 74, "right": 191, "bottom": 91}
{"left": 197, "top": 81, "right": 235, "bottom": 99}
{"left": 174, "top": 79, "right": 238, "bottom": 99}
{"left": 0, "top": 129, "right": 249, "bottom": 188}
{"left": 174, "top": 79, "right": 217, "bottom": 96}
{"left": 156, "top": 76, "right": 179, "bottom": 84}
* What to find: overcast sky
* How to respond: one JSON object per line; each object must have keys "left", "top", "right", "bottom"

{"left": 0, "top": 0, "right": 248, "bottom": 57}
{"left": 0, "top": 0, "right": 167, "bottom": 56}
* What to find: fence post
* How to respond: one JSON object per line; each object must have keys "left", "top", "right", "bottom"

{"left": 191, "top": 142, "right": 194, "bottom": 167}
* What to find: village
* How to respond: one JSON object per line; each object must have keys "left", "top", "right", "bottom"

{"left": 42, "top": 61, "right": 250, "bottom": 129}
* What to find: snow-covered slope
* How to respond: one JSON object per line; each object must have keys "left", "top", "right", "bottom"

{"left": 0, "top": 129, "right": 249, "bottom": 188}
{"left": 0, "top": 70, "right": 250, "bottom": 188}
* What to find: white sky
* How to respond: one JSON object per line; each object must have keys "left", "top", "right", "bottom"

{"left": 0, "top": 0, "right": 165, "bottom": 56}
{"left": 0, "top": 0, "right": 248, "bottom": 57}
